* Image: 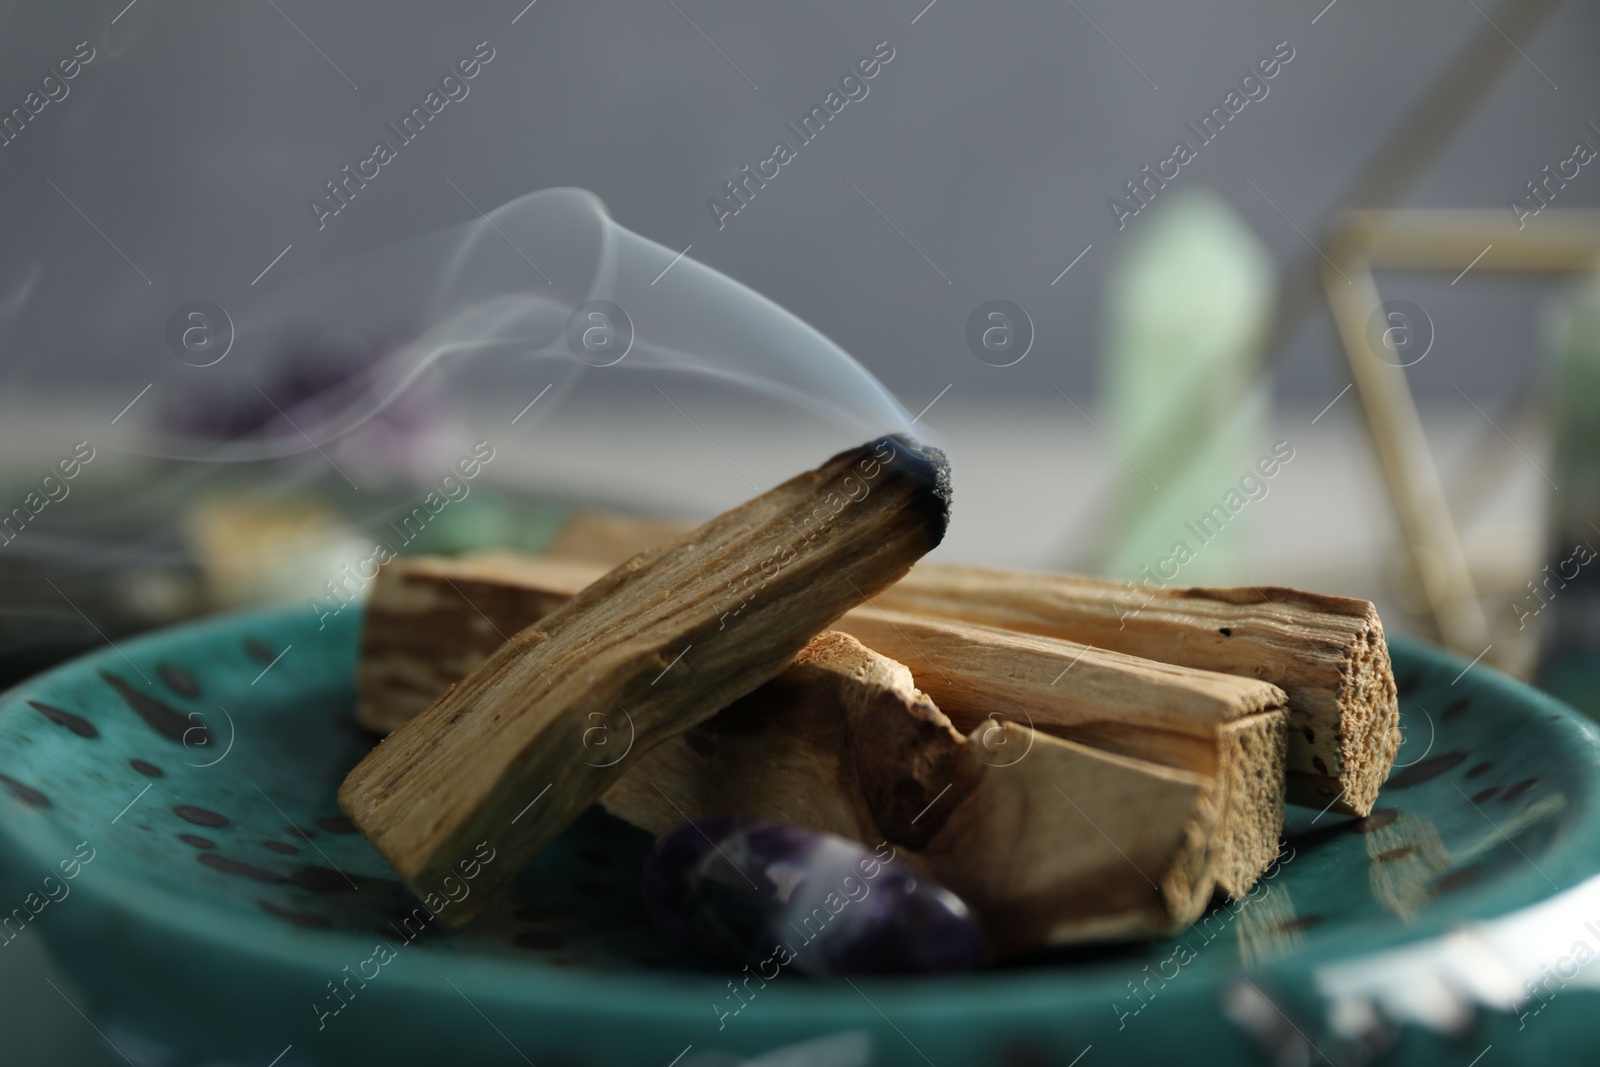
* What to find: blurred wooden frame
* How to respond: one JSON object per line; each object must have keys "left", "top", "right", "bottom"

{"left": 1322, "top": 208, "right": 1600, "bottom": 663}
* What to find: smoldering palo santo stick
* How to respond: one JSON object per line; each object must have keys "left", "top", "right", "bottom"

{"left": 338, "top": 436, "right": 951, "bottom": 923}
{"left": 355, "top": 553, "right": 604, "bottom": 735}
{"left": 364, "top": 512, "right": 1394, "bottom": 819}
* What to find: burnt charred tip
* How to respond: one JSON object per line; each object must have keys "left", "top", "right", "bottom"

{"left": 821, "top": 435, "right": 953, "bottom": 544}
{"left": 880, "top": 434, "right": 951, "bottom": 545}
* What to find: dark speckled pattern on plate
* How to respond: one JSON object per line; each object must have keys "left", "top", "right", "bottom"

{"left": 0, "top": 619, "right": 685, "bottom": 977}
{"left": 0, "top": 606, "right": 1597, "bottom": 1066}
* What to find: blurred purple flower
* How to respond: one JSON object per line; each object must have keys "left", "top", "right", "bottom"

{"left": 163, "top": 335, "right": 457, "bottom": 486}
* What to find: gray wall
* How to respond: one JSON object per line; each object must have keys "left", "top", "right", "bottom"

{"left": 0, "top": 0, "right": 1594, "bottom": 411}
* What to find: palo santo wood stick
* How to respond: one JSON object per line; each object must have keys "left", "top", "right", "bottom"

{"left": 875, "top": 564, "right": 1398, "bottom": 817}
{"left": 931, "top": 722, "right": 1217, "bottom": 950}
{"left": 606, "top": 633, "right": 1219, "bottom": 953}
{"left": 360, "top": 566, "right": 980, "bottom": 844}
{"left": 604, "top": 631, "right": 980, "bottom": 850}
{"left": 356, "top": 553, "right": 604, "bottom": 735}
{"left": 339, "top": 436, "right": 951, "bottom": 923}
{"left": 356, "top": 553, "right": 1283, "bottom": 897}
{"left": 830, "top": 611, "right": 1285, "bottom": 899}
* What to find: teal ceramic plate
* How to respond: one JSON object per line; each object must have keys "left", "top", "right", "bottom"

{"left": 1, "top": 607, "right": 1598, "bottom": 1067}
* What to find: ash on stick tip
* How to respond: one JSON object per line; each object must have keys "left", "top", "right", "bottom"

{"left": 879, "top": 434, "right": 951, "bottom": 541}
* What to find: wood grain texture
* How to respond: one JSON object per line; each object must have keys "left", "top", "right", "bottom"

{"left": 602, "top": 631, "right": 979, "bottom": 849}
{"left": 355, "top": 553, "right": 600, "bottom": 734}
{"left": 338, "top": 436, "right": 950, "bottom": 922}
{"left": 877, "top": 563, "right": 1398, "bottom": 816}
{"left": 600, "top": 635, "right": 1220, "bottom": 954}
{"left": 935, "top": 722, "right": 1218, "bottom": 952}
{"left": 356, "top": 553, "right": 1285, "bottom": 898}
{"left": 474, "top": 510, "right": 1393, "bottom": 816}
{"left": 827, "top": 611, "right": 1286, "bottom": 899}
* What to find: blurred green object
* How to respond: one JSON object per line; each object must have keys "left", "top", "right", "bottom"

{"left": 378, "top": 488, "right": 569, "bottom": 558}
{"left": 0, "top": 457, "right": 572, "bottom": 695}
{"left": 1534, "top": 269, "right": 1600, "bottom": 717}
{"left": 183, "top": 483, "right": 571, "bottom": 611}
{"left": 1096, "top": 191, "right": 1275, "bottom": 586}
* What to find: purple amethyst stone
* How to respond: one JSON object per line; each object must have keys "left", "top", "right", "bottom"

{"left": 642, "top": 816, "right": 985, "bottom": 976}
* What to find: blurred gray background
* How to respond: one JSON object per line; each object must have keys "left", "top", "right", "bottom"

{"left": 0, "top": 0, "right": 1594, "bottom": 409}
